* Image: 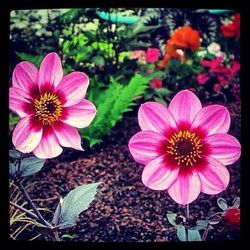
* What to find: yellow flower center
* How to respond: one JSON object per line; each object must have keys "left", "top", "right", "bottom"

{"left": 33, "top": 92, "right": 62, "bottom": 126}
{"left": 166, "top": 130, "right": 203, "bottom": 166}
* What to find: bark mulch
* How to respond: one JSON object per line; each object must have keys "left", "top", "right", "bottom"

{"left": 20, "top": 101, "right": 241, "bottom": 242}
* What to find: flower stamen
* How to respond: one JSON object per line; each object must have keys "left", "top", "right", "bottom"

{"left": 34, "top": 92, "right": 62, "bottom": 126}
{"left": 166, "top": 130, "right": 203, "bottom": 167}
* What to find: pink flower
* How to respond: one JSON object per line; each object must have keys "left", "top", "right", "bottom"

{"left": 150, "top": 78, "right": 163, "bottom": 89}
{"left": 230, "top": 60, "right": 240, "bottom": 75}
{"left": 213, "top": 83, "right": 221, "bottom": 93}
{"left": 145, "top": 48, "right": 161, "bottom": 63}
{"left": 218, "top": 75, "right": 228, "bottom": 86}
{"left": 128, "top": 90, "right": 241, "bottom": 205}
{"left": 9, "top": 52, "right": 97, "bottom": 159}
{"left": 197, "top": 73, "right": 209, "bottom": 85}
{"left": 130, "top": 50, "right": 146, "bottom": 63}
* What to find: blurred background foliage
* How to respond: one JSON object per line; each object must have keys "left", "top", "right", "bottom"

{"left": 9, "top": 8, "right": 240, "bottom": 148}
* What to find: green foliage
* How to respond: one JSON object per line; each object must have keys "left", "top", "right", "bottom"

{"left": 82, "top": 74, "right": 150, "bottom": 147}
{"left": 16, "top": 52, "right": 43, "bottom": 68}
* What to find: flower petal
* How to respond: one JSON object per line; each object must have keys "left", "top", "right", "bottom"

{"left": 12, "top": 61, "right": 38, "bottom": 93}
{"left": 205, "top": 133, "right": 241, "bottom": 165}
{"left": 128, "top": 131, "right": 166, "bottom": 165}
{"left": 56, "top": 72, "right": 89, "bottom": 107}
{"left": 61, "top": 99, "right": 96, "bottom": 128}
{"left": 168, "top": 90, "right": 202, "bottom": 125}
{"left": 197, "top": 156, "right": 230, "bottom": 195}
{"left": 138, "top": 102, "right": 177, "bottom": 135}
{"left": 142, "top": 155, "right": 180, "bottom": 190}
{"left": 191, "top": 105, "right": 230, "bottom": 135}
{"left": 12, "top": 116, "right": 43, "bottom": 153}
{"left": 167, "top": 170, "right": 201, "bottom": 205}
{"left": 9, "top": 87, "right": 33, "bottom": 117}
{"left": 33, "top": 126, "right": 62, "bottom": 159}
{"left": 38, "top": 52, "right": 63, "bottom": 92}
{"left": 53, "top": 122, "right": 83, "bottom": 151}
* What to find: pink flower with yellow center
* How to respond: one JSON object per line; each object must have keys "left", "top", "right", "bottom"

{"left": 128, "top": 90, "right": 241, "bottom": 205}
{"left": 9, "top": 52, "right": 96, "bottom": 159}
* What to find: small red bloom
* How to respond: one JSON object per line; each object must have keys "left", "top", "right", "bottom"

{"left": 221, "top": 13, "right": 240, "bottom": 38}
{"left": 222, "top": 208, "right": 240, "bottom": 229}
{"left": 150, "top": 78, "right": 163, "bottom": 89}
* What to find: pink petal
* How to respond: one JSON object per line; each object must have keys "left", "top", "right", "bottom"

{"left": 191, "top": 105, "right": 230, "bottom": 136}
{"left": 61, "top": 99, "right": 96, "bottom": 128}
{"left": 205, "top": 133, "right": 241, "bottom": 165}
{"left": 197, "top": 156, "right": 230, "bottom": 195}
{"left": 12, "top": 116, "right": 43, "bottom": 153}
{"left": 33, "top": 126, "right": 62, "bottom": 159}
{"left": 12, "top": 61, "right": 38, "bottom": 93}
{"left": 9, "top": 87, "right": 33, "bottom": 118}
{"left": 138, "top": 102, "right": 177, "bottom": 135}
{"left": 128, "top": 131, "right": 166, "bottom": 165}
{"left": 142, "top": 155, "right": 180, "bottom": 190}
{"left": 53, "top": 122, "right": 83, "bottom": 151}
{"left": 56, "top": 72, "right": 89, "bottom": 107}
{"left": 38, "top": 52, "right": 63, "bottom": 92}
{"left": 167, "top": 170, "right": 201, "bottom": 205}
{"left": 168, "top": 90, "right": 202, "bottom": 126}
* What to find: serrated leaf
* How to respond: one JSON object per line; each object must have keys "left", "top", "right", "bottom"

{"left": 187, "top": 229, "right": 201, "bottom": 241}
{"left": 19, "top": 157, "right": 46, "bottom": 177}
{"left": 217, "top": 198, "right": 228, "bottom": 211}
{"left": 176, "top": 225, "right": 187, "bottom": 241}
{"left": 232, "top": 197, "right": 240, "bottom": 208}
{"left": 59, "top": 182, "right": 101, "bottom": 229}
{"left": 167, "top": 213, "right": 177, "bottom": 226}
{"left": 9, "top": 150, "right": 21, "bottom": 159}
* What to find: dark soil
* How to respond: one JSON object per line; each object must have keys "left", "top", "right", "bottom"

{"left": 20, "top": 101, "right": 241, "bottom": 242}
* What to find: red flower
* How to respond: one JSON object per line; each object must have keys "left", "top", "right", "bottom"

{"left": 160, "top": 26, "right": 200, "bottom": 68}
{"left": 221, "top": 13, "right": 240, "bottom": 38}
{"left": 150, "top": 78, "right": 163, "bottom": 89}
{"left": 222, "top": 208, "right": 240, "bottom": 229}
{"left": 146, "top": 48, "right": 161, "bottom": 63}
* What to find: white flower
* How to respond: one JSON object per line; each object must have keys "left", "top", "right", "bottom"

{"left": 207, "top": 42, "right": 221, "bottom": 56}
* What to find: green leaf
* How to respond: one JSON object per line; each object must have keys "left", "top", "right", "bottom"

{"left": 187, "top": 229, "right": 201, "bottom": 241}
{"left": 154, "top": 97, "right": 167, "bottom": 105}
{"left": 167, "top": 213, "right": 177, "bottom": 226}
{"left": 9, "top": 162, "right": 18, "bottom": 177}
{"left": 61, "top": 234, "right": 74, "bottom": 239}
{"left": 232, "top": 197, "right": 240, "bottom": 208}
{"left": 217, "top": 198, "right": 228, "bottom": 211}
{"left": 59, "top": 182, "right": 101, "bottom": 229}
{"left": 154, "top": 88, "right": 172, "bottom": 97}
{"left": 92, "top": 55, "right": 105, "bottom": 66}
{"left": 176, "top": 225, "right": 187, "bottom": 241}
{"left": 19, "top": 157, "right": 46, "bottom": 177}
{"left": 194, "top": 220, "right": 209, "bottom": 230}
{"left": 16, "top": 52, "right": 43, "bottom": 68}
{"left": 82, "top": 74, "right": 150, "bottom": 147}
{"left": 9, "top": 150, "right": 21, "bottom": 159}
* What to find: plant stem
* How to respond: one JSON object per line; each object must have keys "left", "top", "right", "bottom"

{"left": 185, "top": 204, "right": 190, "bottom": 241}
{"left": 10, "top": 201, "right": 38, "bottom": 219}
{"left": 15, "top": 180, "right": 52, "bottom": 229}
{"left": 201, "top": 223, "right": 210, "bottom": 241}
{"left": 186, "top": 204, "right": 189, "bottom": 220}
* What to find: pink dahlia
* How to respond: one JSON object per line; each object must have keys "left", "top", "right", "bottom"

{"left": 128, "top": 90, "right": 241, "bottom": 205}
{"left": 9, "top": 52, "right": 96, "bottom": 159}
